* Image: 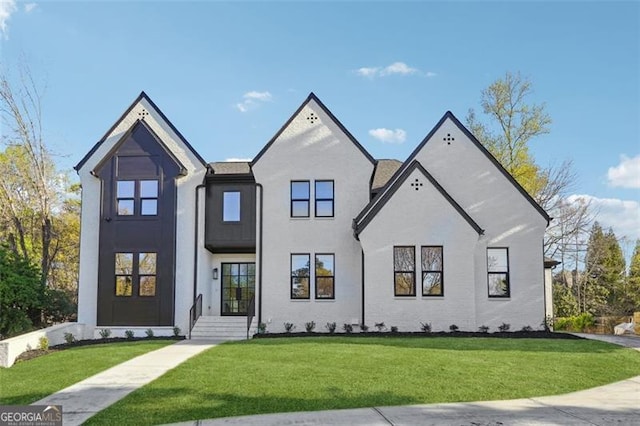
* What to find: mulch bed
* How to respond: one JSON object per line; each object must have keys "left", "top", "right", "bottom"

{"left": 253, "top": 330, "right": 584, "bottom": 339}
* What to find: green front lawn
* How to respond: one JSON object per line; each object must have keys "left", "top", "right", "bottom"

{"left": 87, "top": 337, "right": 640, "bottom": 425}
{"left": 0, "top": 339, "right": 176, "bottom": 405}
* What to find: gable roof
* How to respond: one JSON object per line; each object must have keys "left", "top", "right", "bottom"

{"left": 250, "top": 92, "right": 375, "bottom": 167}
{"left": 74, "top": 91, "right": 207, "bottom": 171}
{"left": 356, "top": 111, "right": 551, "bottom": 226}
{"left": 354, "top": 160, "right": 484, "bottom": 236}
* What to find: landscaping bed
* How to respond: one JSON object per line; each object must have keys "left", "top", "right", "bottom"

{"left": 254, "top": 330, "right": 583, "bottom": 339}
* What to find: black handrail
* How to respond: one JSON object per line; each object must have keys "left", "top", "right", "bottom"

{"left": 189, "top": 293, "right": 203, "bottom": 339}
{"left": 247, "top": 295, "right": 255, "bottom": 340}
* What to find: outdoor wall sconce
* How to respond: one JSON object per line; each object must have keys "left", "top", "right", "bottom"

{"left": 212, "top": 268, "right": 219, "bottom": 280}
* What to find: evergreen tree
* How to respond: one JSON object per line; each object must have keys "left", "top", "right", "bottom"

{"left": 583, "top": 222, "right": 610, "bottom": 315}
{"left": 619, "top": 240, "right": 640, "bottom": 314}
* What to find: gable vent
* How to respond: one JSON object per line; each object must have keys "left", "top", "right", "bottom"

{"left": 410, "top": 178, "right": 423, "bottom": 191}
{"left": 306, "top": 112, "right": 319, "bottom": 124}
{"left": 443, "top": 133, "right": 455, "bottom": 145}
{"left": 138, "top": 109, "right": 149, "bottom": 120}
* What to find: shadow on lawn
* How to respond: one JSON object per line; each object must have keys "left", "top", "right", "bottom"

{"left": 227, "top": 335, "right": 625, "bottom": 354}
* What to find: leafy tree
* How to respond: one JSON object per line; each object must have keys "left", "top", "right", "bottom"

{"left": 0, "top": 245, "right": 42, "bottom": 338}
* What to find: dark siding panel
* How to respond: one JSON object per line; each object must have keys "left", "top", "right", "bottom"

{"left": 205, "top": 181, "right": 256, "bottom": 253}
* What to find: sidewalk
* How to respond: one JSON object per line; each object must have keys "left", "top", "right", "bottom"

{"left": 33, "top": 339, "right": 220, "bottom": 426}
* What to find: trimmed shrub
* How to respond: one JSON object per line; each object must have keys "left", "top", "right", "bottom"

{"left": 478, "top": 325, "right": 490, "bottom": 333}
{"left": 305, "top": 321, "right": 316, "bottom": 333}
{"left": 257, "top": 322, "right": 267, "bottom": 334}
{"left": 325, "top": 322, "right": 337, "bottom": 334}
{"left": 125, "top": 330, "right": 134, "bottom": 339}
{"left": 374, "top": 322, "right": 386, "bottom": 332}
{"left": 99, "top": 328, "right": 111, "bottom": 339}
{"left": 38, "top": 336, "right": 49, "bottom": 351}
{"left": 173, "top": 326, "right": 181, "bottom": 337}
{"left": 343, "top": 323, "right": 353, "bottom": 334}
{"left": 390, "top": 326, "right": 399, "bottom": 333}
{"left": 420, "top": 322, "right": 432, "bottom": 333}
{"left": 63, "top": 332, "right": 75, "bottom": 344}
{"left": 145, "top": 328, "right": 154, "bottom": 338}
{"left": 449, "top": 324, "right": 459, "bottom": 332}
{"left": 498, "top": 323, "right": 511, "bottom": 332}
{"left": 284, "top": 322, "right": 295, "bottom": 333}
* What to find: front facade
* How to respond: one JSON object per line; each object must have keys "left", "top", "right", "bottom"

{"left": 75, "top": 92, "right": 550, "bottom": 338}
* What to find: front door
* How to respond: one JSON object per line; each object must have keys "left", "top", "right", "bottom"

{"left": 221, "top": 263, "right": 255, "bottom": 315}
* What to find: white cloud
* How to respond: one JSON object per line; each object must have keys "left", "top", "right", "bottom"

{"left": 0, "top": 0, "right": 17, "bottom": 37}
{"left": 354, "top": 62, "right": 435, "bottom": 79}
{"left": 235, "top": 91, "right": 272, "bottom": 112}
{"left": 369, "top": 128, "right": 407, "bottom": 144}
{"left": 24, "top": 3, "right": 37, "bottom": 13}
{"left": 224, "top": 157, "right": 252, "bottom": 162}
{"left": 567, "top": 194, "right": 640, "bottom": 241}
{"left": 607, "top": 154, "right": 640, "bottom": 189}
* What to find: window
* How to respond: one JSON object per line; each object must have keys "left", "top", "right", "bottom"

{"left": 315, "top": 254, "right": 335, "bottom": 299}
{"left": 115, "top": 253, "right": 133, "bottom": 296}
{"left": 487, "top": 248, "right": 510, "bottom": 297}
{"left": 422, "top": 246, "right": 443, "bottom": 296}
{"left": 117, "top": 179, "right": 158, "bottom": 216}
{"left": 138, "top": 253, "right": 157, "bottom": 296}
{"left": 315, "top": 180, "right": 334, "bottom": 217}
{"left": 115, "top": 251, "right": 157, "bottom": 297}
{"left": 394, "top": 246, "right": 415, "bottom": 296}
{"left": 291, "top": 254, "right": 310, "bottom": 299}
{"left": 223, "top": 191, "right": 241, "bottom": 222}
{"left": 291, "top": 181, "right": 310, "bottom": 217}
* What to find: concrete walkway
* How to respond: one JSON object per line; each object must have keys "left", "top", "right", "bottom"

{"left": 33, "top": 339, "right": 220, "bottom": 426}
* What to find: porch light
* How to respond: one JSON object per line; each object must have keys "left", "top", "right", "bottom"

{"left": 213, "top": 268, "right": 219, "bottom": 280}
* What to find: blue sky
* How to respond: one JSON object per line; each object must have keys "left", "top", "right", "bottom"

{"left": 1, "top": 1, "right": 639, "bottom": 252}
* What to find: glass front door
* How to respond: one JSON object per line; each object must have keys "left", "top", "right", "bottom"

{"left": 221, "top": 263, "right": 255, "bottom": 315}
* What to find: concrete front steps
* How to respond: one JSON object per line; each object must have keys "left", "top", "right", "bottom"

{"left": 190, "top": 316, "right": 256, "bottom": 340}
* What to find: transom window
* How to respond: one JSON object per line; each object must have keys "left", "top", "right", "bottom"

{"left": 116, "top": 179, "right": 158, "bottom": 216}
{"left": 487, "top": 248, "right": 510, "bottom": 297}
{"left": 421, "top": 246, "right": 443, "bottom": 296}
{"left": 394, "top": 246, "right": 415, "bottom": 296}
{"left": 223, "top": 191, "right": 241, "bottom": 222}
{"left": 291, "top": 254, "right": 310, "bottom": 299}
{"left": 115, "top": 252, "right": 157, "bottom": 297}
{"left": 315, "top": 253, "right": 335, "bottom": 299}
{"left": 315, "top": 180, "right": 334, "bottom": 217}
{"left": 291, "top": 181, "right": 310, "bottom": 217}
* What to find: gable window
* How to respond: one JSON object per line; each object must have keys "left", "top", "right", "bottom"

{"left": 315, "top": 253, "right": 335, "bottom": 299}
{"left": 422, "top": 246, "right": 443, "bottom": 296}
{"left": 315, "top": 180, "right": 334, "bottom": 217}
{"left": 291, "top": 254, "right": 310, "bottom": 299}
{"left": 291, "top": 181, "right": 310, "bottom": 217}
{"left": 116, "top": 179, "right": 158, "bottom": 216}
{"left": 115, "top": 252, "right": 133, "bottom": 296}
{"left": 394, "top": 246, "right": 415, "bottom": 296}
{"left": 223, "top": 191, "right": 241, "bottom": 222}
{"left": 487, "top": 248, "right": 510, "bottom": 297}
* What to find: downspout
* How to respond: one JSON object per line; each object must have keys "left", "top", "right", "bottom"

{"left": 193, "top": 183, "right": 206, "bottom": 305}
{"left": 361, "top": 249, "right": 365, "bottom": 327}
{"left": 256, "top": 183, "right": 264, "bottom": 327}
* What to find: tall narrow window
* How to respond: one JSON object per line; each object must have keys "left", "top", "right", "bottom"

{"left": 315, "top": 180, "right": 334, "bottom": 217}
{"left": 291, "top": 181, "right": 310, "bottom": 217}
{"left": 115, "top": 252, "right": 133, "bottom": 296}
{"left": 315, "top": 253, "right": 335, "bottom": 299}
{"left": 487, "top": 248, "right": 510, "bottom": 297}
{"left": 140, "top": 180, "right": 158, "bottom": 215}
{"left": 138, "top": 252, "right": 157, "bottom": 296}
{"left": 223, "top": 191, "right": 241, "bottom": 222}
{"left": 421, "top": 246, "right": 443, "bottom": 296}
{"left": 394, "top": 246, "right": 415, "bottom": 296}
{"left": 291, "top": 254, "right": 310, "bottom": 299}
{"left": 117, "top": 181, "right": 135, "bottom": 215}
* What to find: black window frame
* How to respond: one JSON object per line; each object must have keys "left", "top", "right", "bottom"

{"left": 315, "top": 253, "right": 335, "bottom": 299}
{"left": 114, "top": 251, "right": 157, "bottom": 297}
{"left": 138, "top": 252, "right": 157, "bottom": 297}
{"left": 290, "top": 253, "right": 311, "bottom": 299}
{"left": 393, "top": 246, "right": 416, "bottom": 297}
{"left": 290, "top": 180, "right": 310, "bottom": 218}
{"left": 116, "top": 180, "right": 136, "bottom": 216}
{"left": 487, "top": 247, "right": 510, "bottom": 298}
{"left": 421, "top": 246, "right": 444, "bottom": 297}
{"left": 116, "top": 179, "right": 159, "bottom": 217}
{"left": 222, "top": 191, "right": 241, "bottom": 222}
{"left": 139, "top": 180, "right": 159, "bottom": 216}
{"left": 314, "top": 180, "right": 334, "bottom": 218}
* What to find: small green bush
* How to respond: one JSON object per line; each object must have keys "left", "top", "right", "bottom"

{"left": 325, "top": 322, "right": 337, "bottom": 334}
{"left": 449, "top": 324, "right": 459, "bottom": 332}
{"left": 145, "top": 328, "right": 154, "bottom": 338}
{"left": 63, "top": 332, "right": 75, "bottom": 344}
{"left": 99, "top": 329, "right": 111, "bottom": 339}
{"left": 521, "top": 325, "right": 534, "bottom": 332}
{"left": 173, "top": 326, "right": 181, "bottom": 337}
{"left": 305, "top": 321, "right": 316, "bottom": 333}
{"left": 498, "top": 323, "right": 511, "bottom": 332}
{"left": 478, "top": 325, "right": 490, "bottom": 333}
{"left": 257, "top": 323, "right": 267, "bottom": 334}
{"left": 284, "top": 322, "right": 295, "bottom": 333}
{"left": 390, "top": 326, "right": 399, "bottom": 333}
{"left": 554, "top": 313, "right": 595, "bottom": 332}
{"left": 374, "top": 322, "right": 386, "bottom": 332}
{"left": 125, "top": 330, "right": 134, "bottom": 339}
{"left": 420, "top": 322, "right": 432, "bottom": 333}
{"left": 38, "top": 336, "right": 49, "bottom": 351}
{"left": 343, "top": 323, "right": 353, "bottom": 333}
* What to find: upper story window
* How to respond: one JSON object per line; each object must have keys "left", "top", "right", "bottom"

{"left": 394, "top": 246, "right": 415, "bottom": 296}
{"left": 291, "top": 181, "right": 310, "bottom": 217}
{"left": 421, "top": 246, "right": 443, "bottom": 296}
{"left": 487, "top": 248, "right": 510, "bottom": 298}
{"left": 117, "top": 179, "right": 158, "bottom": 216}
{"left": 223, "top": 191, "right": 241, "bottom": 222}
{"left": 315, "top": 180, "right": 334, "bottom": 217}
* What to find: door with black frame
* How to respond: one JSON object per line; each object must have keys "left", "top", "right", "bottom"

{"left": 221, "top": 263, "right": 255, "bottom": 315}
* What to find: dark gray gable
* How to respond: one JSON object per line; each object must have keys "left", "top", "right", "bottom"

{"left": 75, "top": 91, "right": 207, "bottom": 171}
{"left": 250, "top": 92, "right": 375, "bottom": 167}
{"left": 354, "top": 160, "right": 484, "bottom": 236}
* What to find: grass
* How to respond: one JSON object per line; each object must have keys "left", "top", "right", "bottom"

{"left": 0, "top": 339, "right": 176, "bottom": 405}
{"left": 87, "top": 337, "right": 640, "bottom": 425}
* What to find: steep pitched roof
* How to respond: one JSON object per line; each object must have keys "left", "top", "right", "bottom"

{"left": 356, "top": 111, "right": 551, "bottom": 226}
{"left": 372, "top": 159, "right": 402, "bottom": 191}
{"left": 209, "top": 161, "right": 252, "bottom": 175}
{"left": 250, "top": 92, "right": 375, "bottom": 167}
{"left": 74, "top": 91, "right": 207, "bottom": 171}
{"left": 355, "top": 160, "right": 484, "bottom": 236}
